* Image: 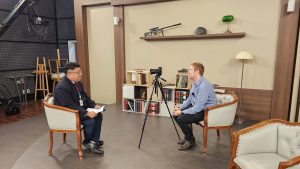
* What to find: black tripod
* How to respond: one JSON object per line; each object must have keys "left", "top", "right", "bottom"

{"left": 138, "top": 74, "right": 181, "bottom": 148}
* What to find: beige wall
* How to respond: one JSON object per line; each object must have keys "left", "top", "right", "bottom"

{"left": 124, "top": 0, "right": 280, "bottom": 90}
{"left": 87, "top": 6, "right": 116, "bottom": 104}
{"left": 290, "top": 27, "right": 300, "bottom": 122}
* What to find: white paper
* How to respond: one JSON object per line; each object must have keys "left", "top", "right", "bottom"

{"left": 87, "top": 106, "right": 105, "bottom": 113}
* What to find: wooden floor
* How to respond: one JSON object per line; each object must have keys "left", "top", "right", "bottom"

{"left": 0, "top": 100, "right": 44, "bottom": 126}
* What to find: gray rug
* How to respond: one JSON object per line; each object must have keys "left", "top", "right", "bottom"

{"left": 10, "top": 104, "right": 231, "bottom": 169}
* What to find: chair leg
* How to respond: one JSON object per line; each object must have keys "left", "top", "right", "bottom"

{"left": 229, "top": 126, "right": 233, "bottom": 146}
{"left": 228, "top": 161, "right": 235, "bottom": 169}
{"left": 63, "top": 133, "right": 66, "bottom": 143}
{"left": 48, "top": 131, "right": 53, "bottom": 156}
{"left": 203, "top": 126, "right": 208, "bottom": 156}
{"left": 216, "top": 129, "right": 220, "bottom": 138}
{"left": 76, "top": 130, "right": 83, "bottom": 160}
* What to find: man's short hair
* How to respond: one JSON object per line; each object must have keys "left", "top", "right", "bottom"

{"left": 191, "top": 62, "right": 204, "bottom": 76}
{"left": 64, "top": 62, "right": 80, "bottom": 74}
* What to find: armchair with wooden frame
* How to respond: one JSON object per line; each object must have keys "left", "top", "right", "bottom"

{"left": 43, "top": 93, "right": 83, "bottom": 160}
{"left": 191, "top": 92, "right": 239, "bottom": 155}
{"left": 230, "top": 119, "right": 300, "bottom": 169}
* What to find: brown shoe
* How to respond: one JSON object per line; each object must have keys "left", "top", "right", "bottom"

{"left": 178, "top": 141, "right": 195, "bottom": 151}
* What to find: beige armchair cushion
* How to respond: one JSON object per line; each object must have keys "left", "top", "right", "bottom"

{"left": 44, "top": 96, "right": 77, "bottom": 130}
{"left": 200, "top": 94, "right": 237, "bottom": 127}
{"left": 278, "top": 125, "right": 300, "bottom": 159}
{"left": 234, "top": 153, "right": 287, "bottom": 169}
{"left": 236, "top": 123, "right": 278, "bottom": 156}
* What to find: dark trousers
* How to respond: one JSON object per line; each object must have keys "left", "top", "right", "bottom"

{"left": 174, "top": 111, "right": 204, "bottom": 141}
{"left": 81, "top": 113, "right": 103, "bottom": 144}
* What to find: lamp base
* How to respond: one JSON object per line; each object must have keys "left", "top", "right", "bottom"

{"left": 225, "top": 29, "right": 232, "bottom": 34}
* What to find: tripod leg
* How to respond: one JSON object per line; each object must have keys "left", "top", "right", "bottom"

{"left": 158, "top": 82, "right": 181, "bottom": 141}
{"left": 138, "top": 84, "right": 155, "bottom": 149}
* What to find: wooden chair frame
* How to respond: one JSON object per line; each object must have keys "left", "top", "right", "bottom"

{"left": 192, "top": 93, "right": 239, "bottom": 155}
{"left": 229, "top": 119, "right": 300, "bottom": 169}
{"left": 44, "top": 93, "right": 83, "bottom": 160}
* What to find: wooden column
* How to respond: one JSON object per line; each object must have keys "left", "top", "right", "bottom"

{"left": 114, "top": 6, "right": 125, "bottom": 103}
{"left": 271, "top": 0, "right": 300, "bottom": 120}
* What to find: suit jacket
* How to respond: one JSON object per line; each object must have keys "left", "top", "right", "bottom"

{"left": 54, "top": 76, "right": 96, "bottom": 119}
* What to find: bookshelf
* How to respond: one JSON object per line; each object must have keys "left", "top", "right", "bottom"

{"left": 140, "top": 32, "right": 246, "bottom": 41}
{"left": 122, "top": 70, "right": 190, "bottom": 117}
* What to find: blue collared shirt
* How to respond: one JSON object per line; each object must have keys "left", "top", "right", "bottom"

{"left": 180, "top": 77, "right": 216, "bottom": 114}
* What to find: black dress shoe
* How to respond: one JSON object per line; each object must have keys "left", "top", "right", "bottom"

{"left": 83, "top": 142, "right": 104, "bottom": 155}
{"left": 97, "top": 140, "right": 104, "bottom": 147}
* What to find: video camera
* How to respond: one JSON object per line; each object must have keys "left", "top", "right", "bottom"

{"left": 150, "top": 67, "right": 162, "bottom": 77}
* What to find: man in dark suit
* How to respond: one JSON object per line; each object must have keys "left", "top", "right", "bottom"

{"left": 54, "top": 62, "right": 104, "bottom": 155}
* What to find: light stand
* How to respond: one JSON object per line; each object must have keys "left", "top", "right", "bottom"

{"left": 235, "top": 51, "right": 254, "bottom": 124}
{"left": 138, "top": 75, "right": 181, "bottom": 148}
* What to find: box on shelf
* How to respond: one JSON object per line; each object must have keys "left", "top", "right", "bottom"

{"left": 126, "top": 70, "right": 152, "bottom": 86}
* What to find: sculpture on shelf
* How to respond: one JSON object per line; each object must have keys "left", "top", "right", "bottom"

{"left": 195, "top": 27, "right": 207, "bottom": 35}
{"left": 144, "top": 23, "right": 182, "bottom": 37}
{"left": 222, "top": 15, "right": 235, "bottom": 33}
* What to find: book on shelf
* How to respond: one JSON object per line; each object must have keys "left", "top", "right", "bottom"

{"left": 123, "top": 99, "right": 134, "bottom": 111}
{"left": 175, "top": 90, "right": 189, "bottom": 104}
{"left": 176, "top": 75, "right": 188, "bottom": 88}
{"left": 135, "top": 100, "right": 146, "bottom": 112}
{"left": 147, "top": 102, "right": 160, "bottom": 114}
{"left": 162, "top": 88, "right": 172, "bottom": 101}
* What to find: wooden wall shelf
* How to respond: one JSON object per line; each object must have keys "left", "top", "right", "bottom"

{"left": 140, "top": 32, "right": 246, "bottom": 41}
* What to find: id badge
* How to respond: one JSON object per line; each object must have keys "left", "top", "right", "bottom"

{"left": 79, "top": 99, "right": 83, "bottom": 106}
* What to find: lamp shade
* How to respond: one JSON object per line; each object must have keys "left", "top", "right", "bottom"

{"left": 235, "top": 51, "right": 254, "bottom": 60}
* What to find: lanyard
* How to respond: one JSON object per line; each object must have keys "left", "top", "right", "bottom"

{"left": 75, "top": 84, "right": 82, "bottom": 99}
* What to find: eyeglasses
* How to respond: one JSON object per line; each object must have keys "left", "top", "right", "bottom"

{"left": 68, "top": 71, "right": 82, "bottom": 75}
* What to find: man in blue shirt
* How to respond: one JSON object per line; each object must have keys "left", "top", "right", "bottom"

{"left": 173, "top": 62, "right": 216, "bottom": 150}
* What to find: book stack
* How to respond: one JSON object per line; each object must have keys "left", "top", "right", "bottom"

{"left": 123, "top": 99, "right": 134, "bottom": 111}
{"left": 135, "top": 100, "right": 146, "bottom": 112}
{"left": 175, "top": 91, "right": 189, "bottom": 104}
{"left": 162, "top": 88, "right": 172, "bottom": 101}
{"left": 147, "top": 102, "right": 160, "bottom": 114}
{"left": 176, "top": 75, "right": 188, "bottom": 88}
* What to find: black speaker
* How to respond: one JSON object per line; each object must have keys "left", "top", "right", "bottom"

{"left": 5, "top": 99, "right": 20, "bottom": 116}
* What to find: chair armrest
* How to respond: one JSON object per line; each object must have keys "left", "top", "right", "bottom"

{"left": 278, "top": 156, "right": 300, "bottom": 169}
{"left": 203, "top": 102, "right": 238, "bottom": 127}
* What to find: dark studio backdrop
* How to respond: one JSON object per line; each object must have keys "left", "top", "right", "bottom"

{"left": 0, "top": 0, "right": 75, "bottom": 99}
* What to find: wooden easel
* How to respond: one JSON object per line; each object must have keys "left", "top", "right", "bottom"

{"left": 34, "top": 57, "right": 49, "bottom": 100}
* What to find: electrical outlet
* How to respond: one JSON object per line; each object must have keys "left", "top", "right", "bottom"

{"left": 27, "top": 89, "right": 30, "bottom": 93}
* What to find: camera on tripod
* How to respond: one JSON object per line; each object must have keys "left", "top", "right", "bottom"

{"left": 150, "top": 67, "right": 162, "bottom": 76}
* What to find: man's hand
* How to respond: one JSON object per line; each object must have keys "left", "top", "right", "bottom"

{"left": 94, "top": 105, "right": 102, "bottom": 109}
{"left": 172, "top": 109, "right": 182, "bottom": 117}
{"left": 86, "top": 111, "right": 97, "bottom": 118}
